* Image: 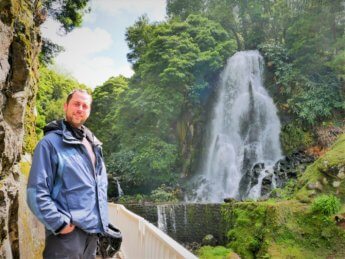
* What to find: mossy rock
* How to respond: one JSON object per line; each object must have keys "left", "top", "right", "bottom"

{"left": 222, "top": 200, "right": 345, "bottom": 258}
{"left": 220, "top": 135, "right": 345, "bottom": 258}
{"left": 295, "top": 134, "right": 345, "bottom": 202}
{"left": 20, "top": 161, "right": 31, "bottom": 177}
{"left": 280, "top": 122, "right": 314, "bottom": 154}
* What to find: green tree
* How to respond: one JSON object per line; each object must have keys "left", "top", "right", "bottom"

{"left": 43, "top": 0, "right": 90, "bottom": 33}
{"left": 86, "top": 76, "right": 128, "bottom": 154}
{"left": 166, "top": 0, "right": 207, "bottom": 20}
{"left": 286, "top": 1, "right": 345, "bottom": 75}
{"left": 125, "top": 15, "right": 156, "bottom": 70}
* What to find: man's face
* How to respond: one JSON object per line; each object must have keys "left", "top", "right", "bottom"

{"left": 64, "top": 91, "right": 92, "bottom": 128}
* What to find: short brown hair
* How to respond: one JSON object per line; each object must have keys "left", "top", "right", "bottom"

{"left": 66, "top": 89, "right": 92, "bottom": 104}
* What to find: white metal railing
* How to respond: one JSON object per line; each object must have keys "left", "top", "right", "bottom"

{"left": 108, "top": 203, "right": 198, "bottom": 259}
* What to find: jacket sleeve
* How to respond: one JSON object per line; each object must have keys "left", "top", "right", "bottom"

{"left": 26, "top": 139, "right": 70, "bottom": 234}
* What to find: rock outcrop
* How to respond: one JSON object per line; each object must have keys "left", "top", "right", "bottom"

{"left": 0, "top": 0, "right": 41, "bottom": 257}
{"left": 295, "top": 134, "right": 345, "bottom": 203}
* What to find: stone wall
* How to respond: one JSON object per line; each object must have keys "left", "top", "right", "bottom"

{"left": 125, "top": 203, "right": 227, "bottom": 246}
{"left": 0, "top": 0, "right": 41, "bottom": 257}
{"left": 18, "top": 154, "right": 45, "bottom": 259}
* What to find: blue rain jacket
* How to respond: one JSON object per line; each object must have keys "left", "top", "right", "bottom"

{"left": 27, "top": 120, "right": 109, "bottom": 235}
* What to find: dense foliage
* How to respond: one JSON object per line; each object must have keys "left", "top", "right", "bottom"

{"left": 86, "top": 76, "right": 128, "bottom": 154}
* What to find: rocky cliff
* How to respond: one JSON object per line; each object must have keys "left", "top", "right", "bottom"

{"left": 0, "top": 0, "right": 41, "bottom": 257}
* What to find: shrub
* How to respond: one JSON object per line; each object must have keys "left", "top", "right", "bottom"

{"left": 311, "top": 195, "right": 341, "bottom": 216}
{"left": 150, "top": 185, "right": 178, "bottom": 202}
{"left": 280, "top": 122, "right": 314, "bottom": 154}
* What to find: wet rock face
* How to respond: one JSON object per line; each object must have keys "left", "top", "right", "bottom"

{"left": 246, "top": 151, "right": 315, "bottom": 198}
{"left": 273, "top": 151, "right": 315, "bottom": 186}
{"left": 0, "top": 0, "right": 40, "bottom": 258}
{"left": 0, "top": 20, "right": 12, "bottom": 89}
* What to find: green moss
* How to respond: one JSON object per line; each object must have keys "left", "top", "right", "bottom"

{"left": 10, "top": 0, "right": 40, "bottom": 154}
{"left": 222, "top": 202, "right": 268, "bottom": 259}
{"left": 267, "top": 243, "right": 319, "bottom": 259}
{"left": 270, "top": 179, "right": 298, "bottom": 200}
{"left": 197, "top": 245, "right": 233, "bottom": 259}
{"left": 203, "top": 204, "right": 215, "bottom": 221}
{"left": 20, "top": 161, "right": 31, "bottom": 177}
{"left": 23, "top": 103, "right": 38, "bottom": 154}
{"left": 0, "top": 1, "right": 12, "bottom": 24}
{"left": 280, "top": 121, "right": 314, "bottom": 154}
{"left": 187, "top": 204, "right": 198, "bottom": 223}
{"left": 221, "top": 200, "right": 345, "bottom": 258}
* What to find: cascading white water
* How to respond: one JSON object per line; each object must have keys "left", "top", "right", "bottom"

{"left": 157, "top": 205, "right": 177, "bottom": 234}
{"left": 116, "top": 179, "right": 124, "bottom": 197}
{"left": 157, "top": 205, "right": 168, "bottom": 232}
{"left": 193, "top": 50, "right": 282, "bottom": 202}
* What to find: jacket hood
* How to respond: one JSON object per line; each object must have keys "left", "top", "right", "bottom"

{"left": 43, "top": 119, "right": 102, "bottom": 146}
{"left": 43, "top": 119, "right": 63, "bottom": 135}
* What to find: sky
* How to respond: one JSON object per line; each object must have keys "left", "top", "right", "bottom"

{"left": 41, "top": 0, "right": 166, "bottom": 89}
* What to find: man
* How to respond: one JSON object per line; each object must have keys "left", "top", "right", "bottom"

{"left": 27, "top": 89, "right": 109, "bottom": 258}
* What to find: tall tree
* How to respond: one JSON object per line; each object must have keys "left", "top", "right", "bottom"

{"left": 86, "top": 76, "right": 128, "bottom": 154}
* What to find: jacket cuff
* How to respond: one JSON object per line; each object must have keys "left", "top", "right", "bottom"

{"left": 53, "top": 214, "right": 71, "bottom": 235}
{"left": 54, "top": 221, "right": 68, "bottom": 234}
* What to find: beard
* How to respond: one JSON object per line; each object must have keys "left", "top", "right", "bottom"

{"left": 65, "top": 113, "right": 88, "bottom": 128}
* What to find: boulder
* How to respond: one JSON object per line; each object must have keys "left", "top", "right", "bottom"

{"left": 202, "top": 234, "right": 217, "bottom": 246}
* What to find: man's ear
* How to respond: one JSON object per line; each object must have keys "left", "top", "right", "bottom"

{"left": 63, "top": 103, "right": 67, "bottom": 112}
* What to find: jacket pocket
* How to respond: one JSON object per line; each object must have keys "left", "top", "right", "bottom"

{"left": 66, "top": 189, "right": 95, "bottom": 220}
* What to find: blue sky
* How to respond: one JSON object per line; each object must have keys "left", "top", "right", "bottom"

{"left": 41, "top": 0, "right": 166, "bottom": 88}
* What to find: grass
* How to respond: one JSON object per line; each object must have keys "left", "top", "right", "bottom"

{"left": 197, "top": 246, "right": 233, "bottom": 259}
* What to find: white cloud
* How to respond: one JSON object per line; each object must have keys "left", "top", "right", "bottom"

{"left": 59, "top": 28, "right": 112, "bottom": 56}
{"left": 40, "top": 18, "right": 62, "bottom": 41}
{"left": 41, "top": 19, "right": 112, "bottom": 56}
{"left": 56, "top": 56, "right": 133, "bottom": 88}
{"left": 41, "top": 19, "right": 118, "bottom": 88}
{"left": 115, "top": 64, "right": 134, "bottom": 78}
{"left": 40, "top": 1, "right": 165, "bottom": 89}
{"left": 53, "top": 49, "right": 134, "bottom": 88}
{"left": 93, "top": 0, "right": 166, "bottom": 21}
{"left": 52, "top": 50, "right": 134, "bottom": 88}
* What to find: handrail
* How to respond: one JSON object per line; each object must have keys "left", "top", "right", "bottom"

{"left": 108, "top": 203, "right": 198, "bottom": 259}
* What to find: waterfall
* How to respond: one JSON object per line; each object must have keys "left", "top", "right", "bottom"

{"left": 157, "top": 205, "right": 176, "bottom": 233}
{"left": 192, "top": 50, "right": 282, "bottom": 202}
{"left": 157, "top": 205, "right": 168, "bottom": 232}
{"left": 112, "top": 177, "right": 124, "bottom": 201}
{"left": 157, "top": 204, "right": 185, "bottom": 235}
{"left": 116, "top": 179, "right": 124, "bottom": 197}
